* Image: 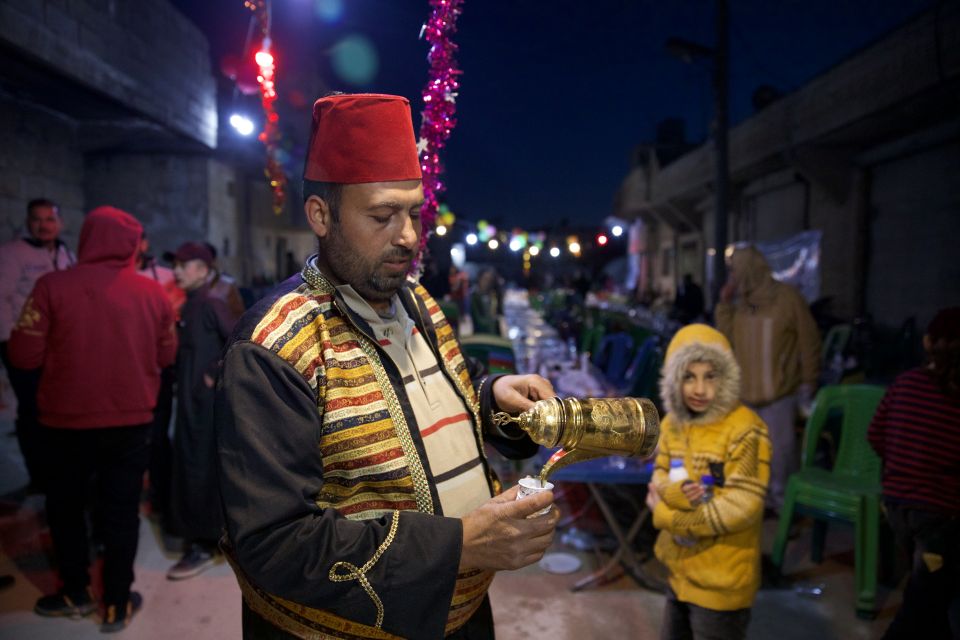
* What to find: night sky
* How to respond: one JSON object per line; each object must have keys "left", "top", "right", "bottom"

{"left": 173, "top": 0, "right": 933, "bottom": 230}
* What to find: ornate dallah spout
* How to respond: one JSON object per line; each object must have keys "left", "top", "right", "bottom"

{"left": 492, "top": 396, "right": 661, "bottom": 483}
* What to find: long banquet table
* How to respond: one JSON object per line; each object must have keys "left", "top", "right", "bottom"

{"left": 501, "top": 289, "right": 657, "bottom": 590}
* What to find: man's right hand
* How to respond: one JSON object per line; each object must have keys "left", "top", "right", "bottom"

{"left": 459, "top": 484, "right": 559, "bottom": 571}
{"left": 719, "top": 276, "right": 738, "bottom": 304}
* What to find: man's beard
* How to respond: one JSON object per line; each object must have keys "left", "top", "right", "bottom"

{"left": 319, "top": 223, "right": 415, "bottom": 303}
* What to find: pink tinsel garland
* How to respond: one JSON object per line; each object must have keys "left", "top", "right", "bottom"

{"left": 417, "top": 0, "right": 463, "bottom": 254}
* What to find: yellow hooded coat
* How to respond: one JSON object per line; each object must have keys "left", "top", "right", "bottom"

{"left": 652, "top": 324, "right": 772, "bottom": 611}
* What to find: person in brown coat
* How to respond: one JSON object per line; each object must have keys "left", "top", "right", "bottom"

{"left": 715, "top": 246, "right": 820, "bottom": 513}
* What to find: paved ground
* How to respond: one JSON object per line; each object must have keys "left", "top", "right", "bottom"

{"left": 0, "top": 381, "right": 905, "bottom": 639}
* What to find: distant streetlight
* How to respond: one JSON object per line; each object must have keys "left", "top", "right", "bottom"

{"left": 666, "top": 0, "right": 729, "bottom": 303}
{"left": 549, "top": 247, "right": 560, "bottom": 258}
{"left": 611, "top": 224, "right": 623, "bottom": 237}
{"left": 488, "top": 238, "right": 499, "bottom": 250}
{"left": 435, "top": 225, "right": 447, "bottom": 236}
{"left": 229, "top": 114, "right": 255, "bottom": 136}
{"left": 529, "top": 245, "right": 540, "bottom": 256}
{"left": 465, "top": 232, "right": 478, "bottom": 245}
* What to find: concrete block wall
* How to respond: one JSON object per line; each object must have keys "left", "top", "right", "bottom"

{"left": 808, "top": 181, "right": 859, "bottom": 321}
{"left": 206, "top": 158, "right": 242, "bottom": 279}
{"left": 866, "top": 142, "right": 960, "bottom": 331}
{"left": 84, "top": 153, "right": 210, "bottom": 257}
{"left": 0, "top": 0, "right": 216, "bottom": 147}
{"left": 0, "top": 101, "right": 85, "bottom": 247}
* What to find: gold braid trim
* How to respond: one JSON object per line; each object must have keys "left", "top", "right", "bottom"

{"left": 327, "top": 510, "right": 400, "bottom": 629}
{"left": 354, "top": 334, "right": 434, "bottom": 514}
{"left": 408, "top": 286, "right": 486, "bottom": 450}
{"left": 223, "top": 542, "right": 399, "bottom": 639}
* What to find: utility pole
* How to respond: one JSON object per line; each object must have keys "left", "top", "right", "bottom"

{"left": 665, "top": 0, "right": 730, "bottom": 305}
{"left": 712, "top": 0, "right": 730, "bottom": 303}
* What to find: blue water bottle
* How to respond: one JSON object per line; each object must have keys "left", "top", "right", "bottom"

{"left": 700, "top": 474, "right": 715, "bottom": 504}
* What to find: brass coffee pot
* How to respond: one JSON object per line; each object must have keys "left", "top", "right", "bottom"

{"left": 493, "top": 396, "right": 660, "bottom": 482}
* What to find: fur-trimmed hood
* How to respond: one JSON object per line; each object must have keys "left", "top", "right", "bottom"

{"left": 660, "top": 324, "right": 741, "bottom": 425}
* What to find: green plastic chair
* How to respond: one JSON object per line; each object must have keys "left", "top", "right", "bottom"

{"left": 822, "top": 323, "right": 852, "bottom": 362}
{"left": 460, "top": 334, "right": 517, "bottom": 374}
{"left": 770, "top": 384, "right": 886, "bottom": 617}
{"left": 529, "top": 293, "right": 545, "bottom": 312}
{"left": 579, "top": 324, "right": 606, "bottom": 357}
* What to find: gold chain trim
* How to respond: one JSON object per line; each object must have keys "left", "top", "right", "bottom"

{"left": 355, "top": 333, "right": 434, "bottom": 514}
{"left": 440, "top": 353, "right": 485, "bottom": 448}
{"left": 327, "top": 511, "right": 400, "bottom": 629}
{"left": 410, "top": 286, "right": 485, "bottom": 447}
{"left": 300, "top": 259, "right": 333, "bottom": 294}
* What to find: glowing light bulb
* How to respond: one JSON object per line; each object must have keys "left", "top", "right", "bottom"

{"left": 549, "top": 247, "right": 560, "bottom": 258}
{"left": 229, "top": 114, "right": 255, "bottom": 136}
{"left": 466, "top": 233, "right": 478, "bottom": 245}
{"left": 255, "top": 50, "right": 274, "bottom": 67}
{"left": 488, "top": 238, "right": 499, "bottom": 250}
{"left": 569, "top": 241, "right": 581, "bottom": 254}
{"left": 435, "top": 225, "right": 447, "bottom": 236}
{"left": 597, "top": 234, "right": 608, "bottom": 246}
{"left": 528, "top": 245, "right": 540, "bottom": 256}
{"left": 612, "top": 225, "right": 624, "bottom": 237}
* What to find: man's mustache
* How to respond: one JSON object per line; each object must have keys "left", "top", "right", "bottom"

{"left": 382, "top": 249, "right": 415, "bottom": 262}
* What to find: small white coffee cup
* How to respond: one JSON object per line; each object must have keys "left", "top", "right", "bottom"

{"left": 516, "top": 476, "right": 554, "bottom": 516}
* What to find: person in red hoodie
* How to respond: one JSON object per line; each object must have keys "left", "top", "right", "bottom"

{"left": 9, "top": 206, "right": 177, "bottom": 633}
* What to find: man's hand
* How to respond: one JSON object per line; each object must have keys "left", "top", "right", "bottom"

{"left": 797, "top": 383, "right": 815, "bottom": 419}
{"left": 719, "top": 276, "right": 738, "bottom": 304}
{"left": 491, "top": 374, "right": 555, "bottom": 413}
{"left": 645, "top": 483, "right": 661, "bottom": 511}
{"left": 459, "top": 484, "right": 560, "bottom": 571}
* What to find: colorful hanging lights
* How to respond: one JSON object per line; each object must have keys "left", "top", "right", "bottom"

{"left": 244, "top": 0, "right": 287, "bottom": 214}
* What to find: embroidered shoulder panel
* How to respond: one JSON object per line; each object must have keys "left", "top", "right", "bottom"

{"left": 250, "top": 277, "right": 428, "bottom": 520}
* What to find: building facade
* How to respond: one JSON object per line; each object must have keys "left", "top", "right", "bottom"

{"left": 616, "top": 5, "right": 960, "bottom": 332}
{"left": 0, "top": 0, "right": 310, "bottom": 285}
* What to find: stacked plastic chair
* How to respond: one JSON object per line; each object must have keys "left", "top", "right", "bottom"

{"left": 460, "top": 334, "right": 517, "bottom": 374}
{"left": 770, "top": 384, "right": 886, "bottom": 618}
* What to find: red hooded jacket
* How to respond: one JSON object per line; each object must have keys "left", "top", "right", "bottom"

{"left": 9, "top": 206, "right": 177, "bottom": 428}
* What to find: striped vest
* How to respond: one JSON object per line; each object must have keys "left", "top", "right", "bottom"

{"left": 230, "top": 264, "right": 496, "bottom": 638}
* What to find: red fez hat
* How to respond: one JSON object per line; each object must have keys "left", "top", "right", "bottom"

{"left": 303, "top": 93, "right": 422, "bottom": 184}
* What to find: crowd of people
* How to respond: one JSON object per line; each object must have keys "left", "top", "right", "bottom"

{"left": 0, "top": 92, "right": 956, "bottom": 640}
{"left": 0, "top": 201, "right": 247, "bottom": 631}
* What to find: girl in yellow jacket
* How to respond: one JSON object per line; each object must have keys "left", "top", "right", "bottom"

{"left": 646, "top": 324, "right": 772, "bottom": 640}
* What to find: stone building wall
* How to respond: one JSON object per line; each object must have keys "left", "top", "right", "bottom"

{"left": 0, "top": 0, "right": 216, "bottom": 147}
{"left": 0, "top": 100, "right": 85, "bottom": 245}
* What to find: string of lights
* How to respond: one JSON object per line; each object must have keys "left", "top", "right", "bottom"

{"left": 244, "top": 0, "right": 287, "bottom": 215}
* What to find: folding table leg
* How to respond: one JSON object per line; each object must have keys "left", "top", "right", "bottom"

{"left": 571, "top": 483, "right": 649, "bottom": 591}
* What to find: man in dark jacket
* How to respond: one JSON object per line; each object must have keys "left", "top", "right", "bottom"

{"left": 9, "top": 206, "right": 177, "bottom": 632}
{"left": 216, "top": 94, "right": 559, "bottom": 639}
{"left": 166, "top": 242, "right": 241, "bottom": 579}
